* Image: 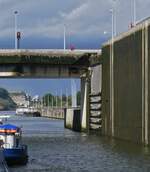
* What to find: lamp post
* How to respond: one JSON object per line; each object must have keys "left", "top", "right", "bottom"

{"left": 110, "top": 9, "right": 114, "bottom": 42}
{"left": 61, "top": 90, "right": 63, "bottom": 109}
{"left": 14, "top": 11, "right": 18, "bottom": 49}
{"left": 112, "top": 0, "right": 116, "bottom": 37}
{"left": 60, "top": 90, "right": 63, "bottom": 118}
{"left": 52, "top": 96, "right": 54, "bottom": 108}
{"left": 110, "top": 6, "right": 115, "bottom": 137}
{"left": 56, "top": 91, "right": 58, "bottom": 108}
{"left": 64, "top": 24, "right": 66, "bottom": 50}
{"left": 133, "top": 0, "right": 136, "bottom": 26}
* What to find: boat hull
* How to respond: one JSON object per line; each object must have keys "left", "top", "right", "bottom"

{"left": 3, "top": 145, "right": 28, "bottom": 166}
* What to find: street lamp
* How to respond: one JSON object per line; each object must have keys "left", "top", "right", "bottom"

{"left": 110, "top": 4, "right": 115, "bottom": 137}
{"left": 133, "top": 0, "right": 136, "bottom": 26}
{"left": 56, "top": 91, "right": 58, "bottom": 108}
{"left": 14, "top": 11, "right": 18, "bottom": 49}
{"left": 110, "top": 9, "right": 114, "bottom": 41}
{"left": 64, "top": 24, "right": 66, "bottom": 50}
{"left": 112, "top": 0, "right": 117, "bottom": 36}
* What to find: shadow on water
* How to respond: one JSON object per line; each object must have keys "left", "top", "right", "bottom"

{"left": 109, "top": 138, "right": 150, "bottom": 156}
{"left": 88, "top": 134, "right": 150, "bottom": 156}
{"left": 72, "top": 109, "right": 81, "bottom": 132}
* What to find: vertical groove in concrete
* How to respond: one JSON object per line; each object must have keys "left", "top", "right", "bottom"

{"left": 142, "top": 25, "right": 145, "bottom": 144}
{"left": 107, "top": 44, "right": 112, "bottom": 134}
{"left": 144, "top": 21, "right": 149, "bottom": 145}
{"left": 110, "top": 44, "right": 112, "bottom": 136}
{"left": 110, "top": 40, "right": 114, "bottom": 137}
{"left": 112, "top": 41, "right": 114, "bottom": 137}
{"left": 86, "top": 69, "right": 91, "bottom": 133}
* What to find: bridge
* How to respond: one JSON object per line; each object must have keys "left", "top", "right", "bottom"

{"left": 0, "top": 49, "right": 101, "bottom": 78}
{"left": 1, "top": 18, "right": 150, "bottom": 146}
{"left": 0, "top": 48, "right": 102, "bottom": 133}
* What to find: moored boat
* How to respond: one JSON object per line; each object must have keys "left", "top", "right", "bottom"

{"left": 0, "top": 124, "right": 28, "bottom": 166}
{"left": 16, "top": 107, "right": 41, "bottom": 117}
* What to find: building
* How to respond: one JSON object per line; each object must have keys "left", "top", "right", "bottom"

{"left": 9, "top": 91, "right": 30, "bottom": 107}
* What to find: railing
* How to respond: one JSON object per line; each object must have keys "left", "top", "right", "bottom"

{"left": 41, "top": 107, "right": 64, "bottom": 119}
{"left": 89, "top": 92, "right": 102, "bottom": 133}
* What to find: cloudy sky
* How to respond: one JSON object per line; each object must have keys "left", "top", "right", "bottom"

{"left": 0, "top": 0, "right": 149, "bottom": 96}
{"left": 0, "top": 0, "right": 149, "bottom": 49}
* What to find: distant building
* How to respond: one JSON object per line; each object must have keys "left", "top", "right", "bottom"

{"left": 9, "top": 91, "right": 30, "bottom": 107}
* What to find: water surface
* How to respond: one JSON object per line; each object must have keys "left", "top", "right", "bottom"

{"left": 1, "top": 114, "right": 150, "bottom": 172}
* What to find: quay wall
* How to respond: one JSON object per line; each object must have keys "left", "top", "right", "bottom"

{"left": 41, "top": 107, "right": 64, "bottom": 119}
{"left": 102, "top": 20, "right": 150, "bottom": 145}
{"left": 64, "top": 108, "right": 81, "bottom": 132}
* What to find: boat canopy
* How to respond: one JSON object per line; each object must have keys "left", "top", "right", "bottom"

{"left": 0, "top": 124, "right": 20, "bottom": 134}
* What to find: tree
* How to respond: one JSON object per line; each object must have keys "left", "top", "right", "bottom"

{"left": 77, "top": 91, "right": 81, "bottom": 106}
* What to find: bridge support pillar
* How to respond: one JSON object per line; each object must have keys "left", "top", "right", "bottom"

{"left": 80, "top": 74, "right": 90, "bottom": 132}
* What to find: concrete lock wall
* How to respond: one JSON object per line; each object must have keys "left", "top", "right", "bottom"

{"left": 102, "top": 20, "right": 150, "bottom": 145}
{"left": 64, "top": 76, "right": 90, "bottom": 132}
{"left": 64, "top": 108, "right": 81, "bottom": 132}
{"left": 91, "top": 65, "right": 102, "bottom": 94}
{"left": 101, "top": 46, "right": 111, "bottom": 136}
{"left": 64, "top": 68, "right": 102, "bottom": 132}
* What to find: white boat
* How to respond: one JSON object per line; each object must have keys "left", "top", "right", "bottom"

{"left": 16, "top": 107, "right": 41, "bottom": 117}
{"left": 0, "top": 124, "right": 28, "bottom": 166}
{"left": 16, "top": 107, "right": 30, "bottom": 115}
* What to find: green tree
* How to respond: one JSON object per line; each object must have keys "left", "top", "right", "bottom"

{"left": 77, "top": 91, "right": 81, "bottom": 106}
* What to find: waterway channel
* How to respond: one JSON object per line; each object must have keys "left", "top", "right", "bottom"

{"left": 2, "top": 114, "right": 150, "bottom": 172}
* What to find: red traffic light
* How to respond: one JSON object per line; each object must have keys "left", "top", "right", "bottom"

{"left": 14, "top": 11, "right": 18, "bottom": 14}
{"left": 17, "top": 32, "right": 21, "bottom": 39}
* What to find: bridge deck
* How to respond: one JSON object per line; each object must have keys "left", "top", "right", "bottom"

{"left": 0, "top": 49, "right": 101, "bottom": 78}
{"left": 0, "top": 49, "right": 101, "bottom": 66}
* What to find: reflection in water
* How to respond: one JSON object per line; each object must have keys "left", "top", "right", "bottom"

{"left": 2, "top": 115, "right": 150, "bottom": 172}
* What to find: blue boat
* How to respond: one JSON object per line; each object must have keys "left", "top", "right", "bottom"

{"left": 0, "top": 124, "right": 28, "bottom": 166}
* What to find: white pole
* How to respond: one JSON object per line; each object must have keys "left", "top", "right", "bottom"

{"left": 110, "top": 8, "right": 114, "bottom": 137}
{"left": 61, "top": 90, "right": 63, "bottom": 118}
{"left": 64, "top": 24, "right": 66, "bottom": 50}
{"left": 52, "top": 96, "right": 53, "bottom": 108}
{"left": 133, "top": 0, "right": 136, "bottom": 26}
{"left": 61, "top": 90, "right": 63, "bottom": 109}
{"left": 112, "top": 0, "right": 116, "bottom": 36}
{"left": 14, "top": 11, "right": 18, "bottom": 49}
{"left": 56, "top": 91, "right": 57, "bottom": 108}
{"left": 110, "top": 9, "right": 116, "bottom": 136}
{"left": 47, "top": 95, "right": 49, "bottom": 116}
{"left": 52, "top": 95, "right": 54, "bottom": 117}
{"left": 112, "top": 9, "right": 114, "bottom": 41}
{"left": 42, "top": 98, "right": 43, "bottom": 108}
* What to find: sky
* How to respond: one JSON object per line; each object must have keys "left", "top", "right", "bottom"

{"left": 0, "top": 0, "right": 150, "bottom": 49}
{"left": 0, "top": 79, "right": 80, "bottom": 97}
{"left": 0, "top": 0, "right": 149, "bottom": 96}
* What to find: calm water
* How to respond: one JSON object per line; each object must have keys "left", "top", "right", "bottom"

{"left": 1, "top": 113, "right": 150, "bottom": 172}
